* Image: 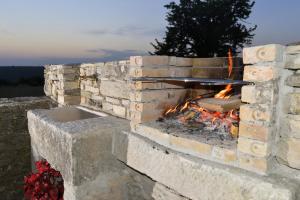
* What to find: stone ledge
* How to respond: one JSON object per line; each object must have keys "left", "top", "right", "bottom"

{"left": 132, "top": 122, "right": 238, "bottom": 166}
{"left": 113, "top": 131, "right": 298, "bottom": 200}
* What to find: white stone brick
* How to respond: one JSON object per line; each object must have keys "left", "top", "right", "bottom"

{"left": 130, "top": 56, "right": 169, "bottom": 67}
{"left": 243, "top": 44, "right": 284, "bottom": 64}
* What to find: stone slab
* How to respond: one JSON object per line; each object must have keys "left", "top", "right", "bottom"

{"left": 28, "top": 107, "right": 157, "bottom": 200}
{"left": 113, "top": 131, "right": 298, "bottom": 200}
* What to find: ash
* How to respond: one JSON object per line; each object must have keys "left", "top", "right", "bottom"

{"left": 155, "top": 117, "right": 237, "bottom": 148}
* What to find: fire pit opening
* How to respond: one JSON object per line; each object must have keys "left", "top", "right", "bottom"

{"left": 130, "top": 52, "right": 249, "bottom": 153}
{"left": 158, "top": 52, "right": 245, "bottom": 147}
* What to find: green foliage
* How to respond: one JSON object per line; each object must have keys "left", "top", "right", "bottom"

{"left": 151, "top": 0, "right": 257, "bottom": 57}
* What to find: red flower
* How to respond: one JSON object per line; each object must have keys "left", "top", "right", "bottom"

{"left": 24, "top": 159, "right": 64, "bottom": 200}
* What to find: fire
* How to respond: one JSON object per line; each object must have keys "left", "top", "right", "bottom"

{"left": 214, "top": 84, "right": 232, "bottom": 99}
{"left": 228, "top": 48, "right": 233, "bottom": 77}
{"left": 214, "top": 48, "right": 234, "bottom": 99}
{"left": 163, "top": 49, "right": 239, "bottom": 138}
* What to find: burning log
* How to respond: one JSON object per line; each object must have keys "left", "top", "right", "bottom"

{"left": 196, "top": 95, "right": 241, "bottom": 112}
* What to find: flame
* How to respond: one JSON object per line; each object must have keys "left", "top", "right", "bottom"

{"left": 214, "top": 48, "right": 234, "bottom": 99}
{"left": 214, "top": 84, "right": 232, "bottom": 99}
{"left": 163, "top": 49, "right": 239, "bottom": 137}
{"left": 228, "top": 48, "right": 233, "bottom": 77}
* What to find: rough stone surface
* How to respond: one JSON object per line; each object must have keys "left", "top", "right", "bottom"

{"left": 237, "top": 137, "right": 270, "bottom": 158}
{"left": 0, "top": 97, "right": 56, "bottom": 200}
{"left": 241, "top": 83, "right": 277, "bottom": 104}
{"left": 243, "top": 65, "right": 279, "bottom": 82}
{"left": 286, "top": 74, "right": 300, "bottom": 87}
{"left": 28, "top": 107, "right": 159, "bottom": 200}
{"left": 130, "top": 56, "right": 169, "bottom": 67}
{"left": 113, "top": 131, "right": 298, "bottom": 200}
{"left": 243, "top": 44, "right": 284, "bottom": 64}
{"left": 277, "top": 137, "right": 300, "bottom": 170}
{"left": 100, "top": 80, "right": 130, "bottom": 99}
{"left": 285, "top": 93, "right": 300, "bottom": 114}
{"left": 285, "top": 55, "right": 300, "bottom": 69}
{"left": 280, "top": 114, "right": 300, "bottom": 139}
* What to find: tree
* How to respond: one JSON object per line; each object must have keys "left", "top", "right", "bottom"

{"left": 151, "top": 0, "right": 257, "bottom": 57}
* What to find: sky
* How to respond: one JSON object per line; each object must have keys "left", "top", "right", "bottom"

{"left": 0, "top": 0, "right": 299, "bottom": 66}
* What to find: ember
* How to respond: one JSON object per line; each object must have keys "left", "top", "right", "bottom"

{"left": 164, "top": 49, "right": 240, "bottom": 138}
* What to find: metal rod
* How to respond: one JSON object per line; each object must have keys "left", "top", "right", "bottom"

{"left": 131, "top": 77, "right": 253, "bottom": 86}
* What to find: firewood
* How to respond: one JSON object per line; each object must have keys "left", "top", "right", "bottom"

{"left": 196, "top": 96, "right": 241, "bottom": 112}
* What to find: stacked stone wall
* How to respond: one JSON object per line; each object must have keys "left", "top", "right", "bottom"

{"left": 277, "top": 45, "right": 300, "bottom": 169}
{"left": 44, "top": 65, "right": 80, "bottom": 105}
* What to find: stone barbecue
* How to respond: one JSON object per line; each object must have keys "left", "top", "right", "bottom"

{"left": 32, "top": 43, "right": 300, "bottom": 200}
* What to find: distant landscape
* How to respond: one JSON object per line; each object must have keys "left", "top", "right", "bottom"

{"left": 0, "top": 67, "right": 44, "bottom": 98}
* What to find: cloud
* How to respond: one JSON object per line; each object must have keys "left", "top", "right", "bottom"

{"left": 86, "top": 25, "right": 164, "bottom": 37}
{"left": 85, "top": 48, "right": 147, "bottom": 61}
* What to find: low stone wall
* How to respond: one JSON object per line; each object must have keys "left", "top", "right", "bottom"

{"left": 44, "top": 56, "right": 196, "bottom": 120}
{"left": 0, "top": 97, "right": 56, "bottom": 200}
{"left": 44, "top": 64, "right": 80, "bottom": 105}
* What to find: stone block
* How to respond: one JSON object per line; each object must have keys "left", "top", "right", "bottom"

{"left": 97, "top": 61, "right": 130, "bottom": 80}
{"left": 129, "top": 66, "right": 192, "bottom": 78}
{"left": 84, "top": 85, "right": 99, "bottom": 94}
{"left": 130, "top": 81, "right": 184, "bottom": 90}
{"left": 243, "top": 44, "right": 284, "bottom": 64}
{"left": 238, "top": 154, "right": 270, "bottom": 174}
{"left": 57, "top": 73, "right": 78, "bottom": 81}
{"left": 211, "top": 146, "right": 237, "bottom": 163}
{"left": 100, "top": 80, "right": 130, "bottom": 99}
{"left": 169, "top": 135, "right": 212, "bottom": 156}
{"left": 130, "top": 111, "right": 161, "bottom": 124}
{"left": 90, "top": 94, "right": 103, "bottom": 101}
{"left": 57, "top": 95, "right": 80, "bottom": 105}
{"left": 285, "top": 54, "right": 300, "bottom": 69}
{"left": 284, "top": 93, "right": 300, "bottom": 114}
{"left": 243, "top": 65, "right": 279, "bottom": 82}
{"left": 237, "top": 137, "right": 270, "bottom": 158}
{"left": 193, "top": 57, "right": 242, "bottom": 67}
{"left": 286, "top": 45, "right": 300, "bottom": 55}
{"left": 112, "top": 105, "right": 126, "bottom": 118}
{"left": 57, "top": 88, "right": 80, "bottom": 96}
{"left": 80, "top": 91, "right": 92, "bottom": 98}
{"left": 241, "top": 85, "right": 256, "bottom": 103}
{"left": 280, "top": 114, "right": 300, "bottom": 138}
{"left": 286, "top": 74, "right": 300, "bottom": 87}
{"left": 241, "top": 84, "right": 276, "bottom": 104}
{"left": 102, "top": 102, "right": 113, "bottom": 112}
{"left": 130, "top": 56, "right": 169, "bottom": 67}
{"left": 277, "top": 137, "right": 300, "bottom": 169}
{"left": 113, "top": 131, "right": 296, "bottom": 200}
{"left": 134, "top": 123, "right": 170, "bottom": 146}
{"left": 240, "top": 104, "right": 272, "bottom": 122}
{"left": 121, "top": 99, "right": 130, "bottom": 106}
{"left": 28, "top": 107, "right": 160, "bottom": 200}
{"left": 168, "top": 57, "right": 193, "bottom": 67}
{"left": 239, "top": 121, "right": 271, "bottom": 142}
{"left": 134, "top": 123, "right": 226, "bottom": 161}
{"left": 130, "top": 89, "right": 187, "bottom": 103}
{"left": 59, "top": 81, "right": 79, "bottom": 90}
{"left": 106, "top": 97, "right": 120, "bottom": 105}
